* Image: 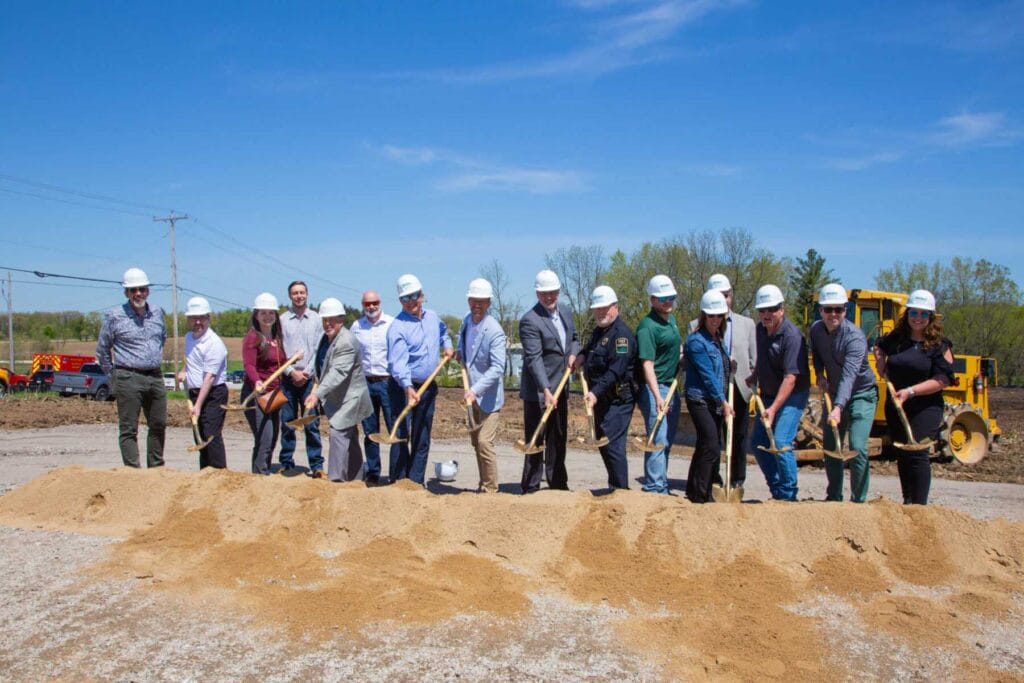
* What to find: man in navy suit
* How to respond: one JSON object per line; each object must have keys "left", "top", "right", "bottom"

{"left": 519, "top": 269, "right": 579, "bottom": 493}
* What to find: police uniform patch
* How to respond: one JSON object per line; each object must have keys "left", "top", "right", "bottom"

{"left": 615, "top": 337, "right": 629, "bottom": 354}
{"left": 600, "top": 337, "right": 609, "bottom": 346}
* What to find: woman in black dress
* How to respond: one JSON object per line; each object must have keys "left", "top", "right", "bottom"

{"left": 874, "top": 289, "right": 954, "bottom": 505}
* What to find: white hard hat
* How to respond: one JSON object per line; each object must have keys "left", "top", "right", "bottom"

{"left": 466, "top": 278, "right": 493, "bottom": 299}
{"left": 647, "top": 274, "right": 677, "bottom": 297}
{"left": 590, "top": 285, "right": 618, "bottom": 308}
{"left": 434, "top": 460, "right": 458, "bottom": 482}
{"left": 396, "top": 274, "right": 423, "bottom": 297}
{"left": 185, "top": 296, "right": 211, "bottom": 316}
{"left": 534, "top": 269, "right": 561, "bottom": 292}
{"left": 318, "top": 297, "right": 345, "bottom": 318}
{"left": 906, "top": 289, "right": 936, "bottom": 312}
{"left": 700, "top": 289, "right": 729, "bottom": 315}
{"left": 707, "top": 273, "right": 732, "bottom": 292}
{"left": 818, "top": 283, "right": 848, "bottom": 306}
{"left": 253, "top": 292, "right": 279, "bottom": 311}
{"left": 122, "top": 267, "right": 150, "bottom": 288}
{"left": 754, "top": 284, "right": 785, "bottom": 309}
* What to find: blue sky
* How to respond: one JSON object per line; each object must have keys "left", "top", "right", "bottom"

{"left": 2, "top": 0, "right": 1022, "bottom": 317}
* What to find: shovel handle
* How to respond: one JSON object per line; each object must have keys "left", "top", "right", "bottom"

{"left": 524, "top": 366, "right": 573, "bottom": 448}
{"left": 577, "top": 370, "right": 595, "bottom": 417}
{"left": 752, "top": 393, "right": 779, "bottom": 450}
{"left": 255, "top": 350, "right": 304, "bottom": 394}
{"left": 885, "top": 380, "right": 919, "bottom": 445}
{"left": 380, "top": 356, "right": 453, "bottom": 441}
{"left": 460, "top": 366, "right": 474, "bottom": 407}
{"left": 642, "top": 378, "right": 679, "bottom": 450}
{"left": 724, "top": 381, "right": 735, "bottom": 491}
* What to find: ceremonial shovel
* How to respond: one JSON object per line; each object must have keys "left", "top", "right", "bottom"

{"left": 368, "top": 356, "right": 452, "bottom": 445}
{"left": 221, "top": 351, "right": 304, "bottom": 411}
{"left": 185, "top": 395, "right": 213, "bottom": 453}
{"left": 515, "top": 366, "right": 573, "bottom": 455}
{"left": 634, "top": 378, "right": 678, "bottom": 451}
{"left": 712, "top": 382, "right": 742, "bottom": 502}
{"left": 822, "top": 390, "right": 858, "bottom": 461}
{"left": 885, "top": 380, "right": 933, "bottom": 451}
{"left": 460, "top": 366, "right": 482, "bottom": 434}
{"left": 286, "top": 383, "right": 320, "bottom": 428}
{"left": 575, "top": 371, "right": 609, "bottom": 449}
{"left": 752, "top": 393, "right": 785, "bottom": 454}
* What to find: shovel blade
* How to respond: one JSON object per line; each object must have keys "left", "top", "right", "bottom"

{"left": 894, "top": 440, "right": 933, "bottom": 452}
{"left": 576, "top": 436, "right": 609, "bottom": 449}
{"left": 514, "top": 438, "right": 544, "bottom": 455}
{"left": 633, "top": 435, "right": 666, "bottom": 452}
{"left": 464, "top": 407, "right": 482, "bottom": 434}
{"left": 187, "top": 437, "right": 213, "bottom": 453}
{"left": 368, "top": 432, "right": 406, "bottom": 445}
{"left": 222, "top": 403, "right": 254, "bottom": 412}
{"left": 286, "top": 414, "right": 319, "bottom": 428}
{"left": 824, "top": 449, "right": 860, "bottom": 462}
{"left": 756, "top": 445, "right": 785, "bottom": 454}
{"left": 711, "top": 483, "right": 727, "bottom": 502}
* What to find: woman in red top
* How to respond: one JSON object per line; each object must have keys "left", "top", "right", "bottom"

{"left": 243, "top": 292, "right": 287, "bottom": 474}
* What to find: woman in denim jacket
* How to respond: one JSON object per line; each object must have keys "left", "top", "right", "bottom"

{"left": 683, "top": 290, "right": 735, "bottom": 502}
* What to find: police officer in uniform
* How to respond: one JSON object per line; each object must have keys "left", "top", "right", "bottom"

{"left": 575, "top": 286, "right": 636, "bottom": 490}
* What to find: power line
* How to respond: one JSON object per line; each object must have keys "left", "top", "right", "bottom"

{"left": 0, "top": 172, "right": 174, "bottom": 212}
{"left": 0, "top": 187, "right": 153, "bottom": 218}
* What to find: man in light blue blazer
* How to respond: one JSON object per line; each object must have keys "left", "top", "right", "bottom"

{"left": 458, "top": 278, "right": 507, "bottom": 492}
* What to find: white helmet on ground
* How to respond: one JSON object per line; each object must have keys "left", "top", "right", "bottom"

{"left": 646, "top": 274, "right": 677, "bottom": 297}
{"left": 818, "top": 283, "right": 848, "bottom": 306}
{"left": 754, "top": 284, "right": 785, "bottom": 309}
{"left": 700, "top": 289, "right": 729, "bottom": 315}
{"left": 466, "top": 278, "right": 493, "bottom": 299}
{"left": 122, "top": 267, "right": 150, "bottom": 288}
{"left": 534, "top": 269, "right": 561, "bottom": 292}
{"left": 254, "top": 292, "right": 279, "bottom": 311}
{"left": 590, "top": 285, "right": 618, "bottom": 308}
{"left": 185, "top": 297, "right": 211, "bottom": 316}
{"left": 906, "top": 289, "right": 936, "bottom": 312}
{"left": 435, "top": 460, "right": 458, "bottom": 482}
{"left": 396, "top": 274, "right": 423, "bottom": 297}
{"left": 707, "top": 273, "right": 732, "bottom": 293}
{"left": 319, "top": 297, "right": 345, "bottom": 318}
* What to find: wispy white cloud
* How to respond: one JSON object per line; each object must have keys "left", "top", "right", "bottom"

{"left": 371, "top": 143, "right": 587, "bottom": 195}
{"left": 822, "top": 111, "right": 1020, "bottom": 171}
{"left": 395, "top": 0, "right": 748, "bottom": 84}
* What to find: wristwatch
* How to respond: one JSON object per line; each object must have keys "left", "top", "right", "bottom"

{"left": 908, "top": 387, "right": 916, "bottom": 397}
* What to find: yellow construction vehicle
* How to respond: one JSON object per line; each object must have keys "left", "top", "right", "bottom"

{"left": 798, "top": 288, "right": 1000, "bottom": 464}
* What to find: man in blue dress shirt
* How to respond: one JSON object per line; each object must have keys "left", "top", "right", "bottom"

{"left": 386, "top": 274, "right": 455, "bottom": 485}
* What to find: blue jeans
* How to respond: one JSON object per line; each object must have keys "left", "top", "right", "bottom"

{"left": 638, "top": 384, "right": 680, "bottom": 494}
{"left": 824, "top": 386, "right": 876, "bottom": 502}
{"left": 278, "top": 376, "right": 323, "bottom": 471}
{"left": 360, "top": 379, "right": 393, "bottom": 479}
{"left": 751, "top": 390, "right": 808, "bottom": 501}
{"left": 388, "top": 378, "right": 437, "bottom": 485}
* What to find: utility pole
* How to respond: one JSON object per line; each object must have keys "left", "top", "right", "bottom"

{"left": 154, "top": 213, "right": 188, "bottom": 389}
{"left": 5, "top": 272, "right": 13, "bottom": 372}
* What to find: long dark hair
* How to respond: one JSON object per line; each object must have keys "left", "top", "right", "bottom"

{"left": 891, "top": 309, "right": 944, "bottom": 350}
{"left": 250, "top": 309, "right": 282, "bottom": 354}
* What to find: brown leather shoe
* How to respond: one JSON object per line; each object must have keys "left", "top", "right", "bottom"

{"left": 311, "top": 470, "right": 326, "bottom": 479}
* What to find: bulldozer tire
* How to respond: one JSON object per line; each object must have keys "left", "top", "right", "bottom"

{"left": 940, "top": 405, "right": 989, "bottom": 465}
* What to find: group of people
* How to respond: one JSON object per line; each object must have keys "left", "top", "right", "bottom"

{"left": 95, "top": 265, "right": 954, "bottom": 505}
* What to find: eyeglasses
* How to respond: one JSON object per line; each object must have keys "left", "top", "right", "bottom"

{"left": 907, "top": 309, "right": 930, "bottom": 318}
{"left": 362, "top": 300, "right": 380, "bottom": 307}
{"left": 706, "top": 313, "right": 725, "bottom": 319}
{"left": 399, "top": 292, "right": 421, "bottom": 303}
{"left": 656, "top": 295, "right": 676, "bottom": 303}
{"left": 128, "top": 287, "right": 148, "bottom": 294}
{"left": 758, "top": 305, "right": 781, "bottom": 314}
{"left": 821, "top": 306, "right": 845, "bottom": 314}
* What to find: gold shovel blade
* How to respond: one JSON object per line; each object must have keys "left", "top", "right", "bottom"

{"left": 286, "top": 414, "right": 319, "bottom": 428}
{"left": 514, "top": 438, "right": 544, "bottom": 455}
{"left": 368, "top": 432, "right": 406, "bottom": 445}
{"left": 894, "top": 439, "right": 933, "bottom": 452}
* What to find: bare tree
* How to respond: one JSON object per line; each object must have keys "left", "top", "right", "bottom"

{"left": 545, "top": 245, "right": 606, "bottom": 339}
{"left": 479, "top": 259, "right": 523, "bottom": 344}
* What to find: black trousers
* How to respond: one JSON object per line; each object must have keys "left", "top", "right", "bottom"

{"left": 190, "top": 384, "right": 228, "bottom": 469}
{"left": 712, "top": 379, "right": 748, "bottom": 488}
{"left": 595, "top": 399, "right": 633, "bottom": 490}
{"left": 886, "top": 402, "right": 943, "bottom": 505}
{"left": 521, "top": 393, "right": 569, "bottom": 493}
{"left": 686, "top": 397, "right": 724, "bottom": 503}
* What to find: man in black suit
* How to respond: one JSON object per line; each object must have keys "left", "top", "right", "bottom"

{"left": 519, "top": 269, "right": 579, "bottom": 493}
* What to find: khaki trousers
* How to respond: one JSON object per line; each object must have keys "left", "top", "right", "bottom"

{"left": 470, "top": 406, "right": 500, "bottom": 492}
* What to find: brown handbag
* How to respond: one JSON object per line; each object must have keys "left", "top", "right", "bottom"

{"left": 257, "top": 387, "right": 288, "bottom": 414}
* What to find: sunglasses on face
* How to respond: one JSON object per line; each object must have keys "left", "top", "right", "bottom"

{"left": 399, "top": 292, "right": 420, "bottom": 303}
{"left": 656, "top": 295, "right": 676, "bottom": 303}
{"left": 362, "top": 300, "right": 380, "bottom": 307}
{"left": 759, "top": 305, "right": 781, "bottom": 314}
{"left": 706, "top": 313, "right": 725, "bottom": 319}
{"left": 128, "top": 287, "right": 148, "bottom": 294}
{"left": 908, "top": 309, "right": 930, "bottom": 318}
{"left": 821, "top": 306, "right": 845, "bottom": 314}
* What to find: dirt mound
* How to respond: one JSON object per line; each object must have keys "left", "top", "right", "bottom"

{"left": 1, "top": 466, "right": 1023, "bottom": 677}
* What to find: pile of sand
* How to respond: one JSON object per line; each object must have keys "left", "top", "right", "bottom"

{"left": 1, "top": 466, "right": 1022, "bottom": 679}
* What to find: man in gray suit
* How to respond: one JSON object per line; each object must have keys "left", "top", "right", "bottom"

{"left": 305, "top": 297, "right": 373, "bottom": 482}
{"left": 688, "top": 273, "right": 757, "bottom": 491}
{"left": 519, "top": 269, "right": 579, "bottom": 493}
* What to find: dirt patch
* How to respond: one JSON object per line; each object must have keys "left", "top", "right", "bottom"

{"left": 2, "top": 466, "right": 1024, "bottom": 678}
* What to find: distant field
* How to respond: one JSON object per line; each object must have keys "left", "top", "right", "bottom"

{"left": 22, "top": 338, "right": 247, "bottom": 372}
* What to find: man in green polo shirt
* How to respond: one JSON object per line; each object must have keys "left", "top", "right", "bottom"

{"left": 636, "top": 274, "right": 682, "bottom": 494}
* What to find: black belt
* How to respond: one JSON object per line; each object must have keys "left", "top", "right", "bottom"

{"left": 114, "top": 365, "right": 161, "bottom": 377}
{"left": 366, "top": 375, "right": 390, "bottom": 383}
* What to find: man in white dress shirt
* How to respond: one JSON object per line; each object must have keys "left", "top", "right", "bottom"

{"left": 351, "top": 289, "right": 394, "bottom": 484}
